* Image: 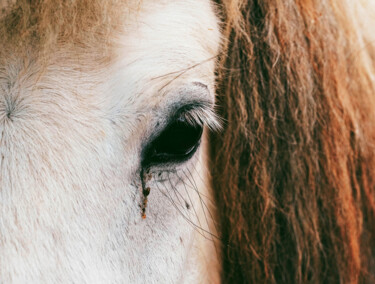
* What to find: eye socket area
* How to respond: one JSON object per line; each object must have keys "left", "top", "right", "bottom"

{"left": 141, "top": 114, "right": 204, "bottom": 167}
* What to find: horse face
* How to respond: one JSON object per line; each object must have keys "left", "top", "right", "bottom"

{"left": 0, "top": 1, "right": 221, "bottom": 282}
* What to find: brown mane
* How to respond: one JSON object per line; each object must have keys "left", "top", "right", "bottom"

{"left": 212, "top": 0, "right": 375, "bottom": 282}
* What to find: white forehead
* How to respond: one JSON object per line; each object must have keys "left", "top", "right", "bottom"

{"left": 1, "top": 0, "right": 221, "bottom": 146}
{"left": 110, "top": 0, "right": 221, "bottom": 113}
{"left": 91, "top": 0, "right": 221, "bottom": 147}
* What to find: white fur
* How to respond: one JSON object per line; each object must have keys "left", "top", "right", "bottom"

{"left": 0, "top": 1, "right": 221, "bottom": 283}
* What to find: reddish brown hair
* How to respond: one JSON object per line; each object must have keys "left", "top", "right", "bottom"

{"left": 212, "top": 0, "right": 375, "bottom": 283}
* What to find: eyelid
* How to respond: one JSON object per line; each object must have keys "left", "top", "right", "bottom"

{"left": 141, "top": 104, "right": 210, "bottom": 168}
{"left": 161, "top": 81, "right": 221, "bottom": 131}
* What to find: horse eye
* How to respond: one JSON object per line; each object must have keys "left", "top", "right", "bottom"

{"left": 142, "top": 116, "right": 203, "bottom": 167}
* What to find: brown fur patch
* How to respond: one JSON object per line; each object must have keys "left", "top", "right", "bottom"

{"left": 212, "top": 0, "right": 375, "bottom": 283}
{"left": 0, "top": 0, "right": 126, "bottom": 57}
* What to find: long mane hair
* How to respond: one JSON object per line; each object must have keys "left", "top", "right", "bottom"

{"left": 212, "top": 0, "right": 375, "bottom": 282}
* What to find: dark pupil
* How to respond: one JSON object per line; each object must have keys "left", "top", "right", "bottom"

{"left": 142, "top": 117, "right": 203, "bottom": 166}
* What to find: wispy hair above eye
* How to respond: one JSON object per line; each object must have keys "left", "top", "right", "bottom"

{"left": 180, "top": 103, "right": 222, "bottom": 132}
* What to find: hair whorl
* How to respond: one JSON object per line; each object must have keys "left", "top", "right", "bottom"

{"left": 212, "top": 0, "right": 375, "bottom": 283}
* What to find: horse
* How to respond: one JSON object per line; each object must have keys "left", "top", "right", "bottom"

{"left": 1, "top": 0, "right": 374, "bottom": 283}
